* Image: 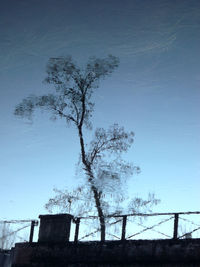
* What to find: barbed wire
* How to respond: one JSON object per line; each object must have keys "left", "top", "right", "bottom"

{"left": 127, "top": 217, "right": 172, "bottom": 238}
{"left": 16, "top": 235, "right": 28, "bottom": 242}
{"left": 179, "top": 225, "right": 200, "bottom": 239}
{"left": 127, "top": 216, "right": 174, "bottom": 239}
{"left": 106, "top": 232, "right": 120, "bottom": 240}
{"left": 179, "top": 216, "right": 200, "bottom": 228}
{"left": 79, "top": 227, "right": 100, "bottom": 240}
{"left": 0, "top": 224, "right": 30, "bottom": 241}
{"left": 0, "top": 220, "right": 38, "bottom": 224}
{"left": 1, "top": 212, "right": 199, "bottom": 242}
{"left": 78, "top": 218, "right": 122, "bottom": 240}
{"left": 77, "top": 211, "right": 200, "bottom": 220}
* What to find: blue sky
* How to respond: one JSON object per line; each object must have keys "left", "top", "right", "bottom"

{"left": 0, "top": 0, "right": 199, "bottom": 222}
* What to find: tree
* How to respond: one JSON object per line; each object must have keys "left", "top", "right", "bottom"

{"left": 0, "top": 223, "right": 16, "bottom": 250}
{"left": 15, "top": 55, "right": 159, "bottom": 241}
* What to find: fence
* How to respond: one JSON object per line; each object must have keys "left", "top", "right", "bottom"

{"left": 72, "top": 211, "right": 200, "bottom": 242}
{"left": 0, "top": 220, "right": 38, "bottom": 249}
{"left": 1, "top": 211, "right": 200, "bottom": 247}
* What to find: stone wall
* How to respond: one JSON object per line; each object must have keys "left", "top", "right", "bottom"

{"left": 11, "top": 239, "right": 200, "bottom": 267}
{"left": 0, "top": 249, "right": 12, "bottom": 267}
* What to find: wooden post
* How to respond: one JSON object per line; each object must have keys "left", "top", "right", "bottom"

{"left": 29, "top": 221, "right": 36, "bottom": 243}
{"left": 74, "top": 218, "right": 80, "bottom": 243}
{"left": 121, "top": 216, "right": 127, "bottom": 241}
{"left": 173, "top": 213, "right": 179, "bottom": 239}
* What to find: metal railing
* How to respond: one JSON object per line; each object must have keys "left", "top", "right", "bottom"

{"left": 0, "top": 220, "right": 38, "bottom": 249}
{"left": 72, "top": 211, "right": 200, "bottom": 242}
{"left": 1, "top": 211, "right": 200, "bottom": 246}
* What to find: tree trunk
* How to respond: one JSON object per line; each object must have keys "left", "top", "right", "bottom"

{"left": 78, "top": 126, "right": 106, "bottom": 241}
{"left": 91, "top": 185, "right": 105, "bottom": 241}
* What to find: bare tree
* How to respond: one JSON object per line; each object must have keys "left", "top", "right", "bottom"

{"left": 14, "top": 55, "right": 159, "bottom": 241}
{"left": 0, "top": 223, "right": 16, "bottom": 250}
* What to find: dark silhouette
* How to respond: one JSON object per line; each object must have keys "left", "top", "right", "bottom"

{"left": 14, "top": 55, "right": 159, "bottom": 241}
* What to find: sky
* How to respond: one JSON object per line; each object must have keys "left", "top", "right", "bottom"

{"left": 0, "top": 0, "right": 199, "bottom": 230}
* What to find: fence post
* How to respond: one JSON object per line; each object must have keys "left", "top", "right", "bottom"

{"left": 121, "top": 216, "right": 127, "bottom": 241}
{"left": 173, "top": 213, "right": 179, "bottom": 239}
{"left": 74, "top": 218, "right": 80, "bottom": 243}
{"left": 29, "top": 221, "right": 37, "bottom": 243}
